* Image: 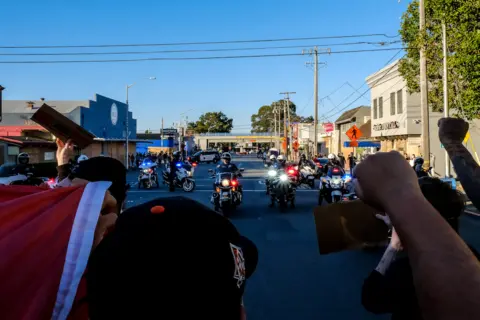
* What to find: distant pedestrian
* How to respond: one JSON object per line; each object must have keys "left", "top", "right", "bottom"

{"left": 348, "top": 152, "right": 357, "bottom": 172}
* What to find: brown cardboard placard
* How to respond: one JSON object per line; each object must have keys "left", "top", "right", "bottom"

{"left": 313, "top": 200, "right": 389, "bottom": 255}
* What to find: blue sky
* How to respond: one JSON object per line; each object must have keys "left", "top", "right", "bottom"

{"left": 1, "top": 0, "right": 409, "bottom": 133}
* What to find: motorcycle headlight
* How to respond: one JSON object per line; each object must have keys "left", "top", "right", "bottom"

{"left": 268, "top": 170, "right": 277, "bottom": 177}
{"left": 143, "top": 169, "right": 150, "bottom": 173}
{"left": 279, "top": 174, "right": 288, "bottom": 182}
{"left": 221, "top": 179, "right": 230, "bottom": 187}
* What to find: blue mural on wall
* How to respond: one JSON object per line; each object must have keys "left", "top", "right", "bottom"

{"left": 81, "top": 94, "right": 137, "bottom": 139}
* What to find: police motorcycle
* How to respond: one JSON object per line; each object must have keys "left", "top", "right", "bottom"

{"left": 138, "top": 158, "right": 159, "bottom": 189}
{"left": 296, "top": 156, "right": 317, "bottom": 189}
{"left": 318, "top": 165, "right": 348, "bottom": 204}
{"left": 209, "top": 153, "right": 244, "bottom": 215}
{"left": 162, "top": 159, "right": 196, "bottom": 192}
{"left": 267, "top": 155, "right": 297, "bottom": 210}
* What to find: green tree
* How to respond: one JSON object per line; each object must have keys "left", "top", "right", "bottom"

{"left": 250, "top": 100, "right": 298, "bottom": 133}
{"left": 399, "top": 0, "right": 480, "bottom": 119}
{"left": 144, "top": 129, "right": 152, "bottom": 134}
{"left": 189, "top": 112, "right": 233, "bottom": 134}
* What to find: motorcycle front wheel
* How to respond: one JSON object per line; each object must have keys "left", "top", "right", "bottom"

{"left": 182, "top": 179, "right": 195, "bottom": 192}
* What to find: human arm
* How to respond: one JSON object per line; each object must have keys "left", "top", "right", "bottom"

{"left": 438, "top": 118, "right": 480, "bottom": 210}
{"left": 56, "top": 139, "right": 73, "bottom": 182}
{"left": 354, "top": 151, "right": 480, "bottom": 320}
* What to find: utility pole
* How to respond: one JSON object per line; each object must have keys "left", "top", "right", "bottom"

{"left": 280, "top": 92, "right": 296, "bottom": 159}
{"left": 419, "top": 0, "right": 430, "bottom": 168}
{"left": 442, "top": 22, "right": 450, "bottom": 177}
{"left": 273, "top": 104, "right": 277, "bottom": 149}
{"left": 304, "top": 47, "right": 329, "bottom": 156}
{"left": 161, "top": 117, "right": 164, "bottom": 140}
{"left": 0, "top": 85, "right": 5, "bottom": 123}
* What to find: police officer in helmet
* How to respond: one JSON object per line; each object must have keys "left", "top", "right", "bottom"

{"left": 13, "top": 152, "right": 33, "bottom": 175}
{"left": 214, "top": 152, "right": 242, "bottom": 190}
{"left": 169, "top": 151, "right": 182, "bottom": 192}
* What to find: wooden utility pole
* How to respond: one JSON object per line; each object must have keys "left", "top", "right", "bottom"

{"left": 304, "top": 47, "right": 329, "bottom": 156}
{"left": 442, "top": 22, "right": 450, "bottom": 177}
{"left": 280, "top": 92, "right": 296, "bottom": 159}
{"left": 419, "top": 0, "right": 430, "bottom": 167}
{"left": 0, "top": 85, "right": 4, "bottom": 123}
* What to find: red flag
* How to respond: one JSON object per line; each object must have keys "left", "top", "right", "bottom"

{"left": 0, "top": 181, "right": 111, "bottom": 320}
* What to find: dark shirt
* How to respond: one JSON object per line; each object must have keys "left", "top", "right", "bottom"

{"left": 338, "top": 156, "right": 346, "bottom": 168}
{"left": 362, "top": 245, "right": 480, "bottom": 320}
{"left": 216, "top": 163, "right": 239, "bottom": 174}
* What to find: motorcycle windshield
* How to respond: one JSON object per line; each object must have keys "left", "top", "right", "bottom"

{"left": 216, "top": 172, "right": 234, "bottom": 183}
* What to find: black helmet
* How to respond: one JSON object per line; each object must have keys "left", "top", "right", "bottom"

{"left": 221, "top": 153, "right": 231, "bottom": 162}
{"left": 300, "top": 154, "right": 306, "bottom": 160}
{"left": 18, "top": 152, "right": 30, "bottom": 165}
{"left": 173, "top": 151, "right": 181, "bottom": 159}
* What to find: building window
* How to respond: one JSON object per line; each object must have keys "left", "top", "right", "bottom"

{"left": 379, "top": 97, "right": 383, "bottom": 118}
{"left": 397, "top": 89, "right": 403, "bottom": 114}
{"left": 390, "top": 92, "right": 396, "bottom": 116}
{"left": 373, "top": 99, "right": 378, "bottom": 119}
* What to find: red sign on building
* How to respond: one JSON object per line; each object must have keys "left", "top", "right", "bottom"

{"left": 322, "top": 122, "right": 334, "bottom": 133}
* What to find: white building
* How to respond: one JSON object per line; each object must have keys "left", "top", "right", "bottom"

{"left": 366, "top": 60, "right": 423, "bottom": 157}
{"left": 366, "top": 59, "right": 480, "bottom": 177}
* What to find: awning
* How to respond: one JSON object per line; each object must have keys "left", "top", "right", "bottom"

{"left": 344, "top": 141, "right": 381, "bottom": 148}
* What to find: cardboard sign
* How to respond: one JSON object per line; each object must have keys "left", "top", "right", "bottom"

{"left": 346, "top": 125, "right": 362, "bottom": 141}
{"left": 30, "top": 104, "right": 95, "bottom": 149}
{"left": 313, "top": 200, "right": 389, "bottom": 255}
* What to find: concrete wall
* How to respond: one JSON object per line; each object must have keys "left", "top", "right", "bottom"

{"left": 82, "top": 94, "right": 137, "bottom": 140}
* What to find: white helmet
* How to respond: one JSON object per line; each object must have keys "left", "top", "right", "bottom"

{"left": 327, "top": 153, "right": 335, "bottom": 160}
{"left": 277, "top": 155, "right": 285, "bottom": 161}
{"left": 77, "top": 155, "right": 89, "bottom": 163}
{"left": 269, "top": 155, "right": 277, "bottom": 160}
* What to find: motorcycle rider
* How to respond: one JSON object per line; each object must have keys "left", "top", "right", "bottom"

{"left": 212, "top": 152, "right": 243, "bottom": 204}
{"left": 168, "top": 151, "right": 181, "bottom": 192}
{"left": 413, "top": 157, "right": 429, "bottom": 178}
{"left": 274, "top": 155, "right": 287, "bottom": 169}
{"left": 298, "top": 153, "right": 309, "bottom": 167}
{"left": 13, "top": 153, "right": 34, "bottom": 175}
{"left": 323, "top": 154, "right": 344, "bottom": 177}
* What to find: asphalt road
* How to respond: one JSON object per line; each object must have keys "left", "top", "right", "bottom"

{"left": 125, "top": 156, "right": 480, "bottom": 320}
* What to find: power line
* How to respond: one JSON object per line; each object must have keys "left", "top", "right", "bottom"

{"left": 0, "top": 47, "right": 406, "bottom": 64}
{"left": 318, "top": 49, "right": 404, "bottom": 120}
{"left": 0, "top": 41, "right": 401, "bottom": 56}
{"left": 0, "top": 33, "right": 400, "bottom": 49}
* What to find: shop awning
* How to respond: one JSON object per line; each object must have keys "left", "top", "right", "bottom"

{"left": 344, "top": 141, "right": 380, "bottom": 148}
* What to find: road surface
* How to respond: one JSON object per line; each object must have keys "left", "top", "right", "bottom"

{"left": 126, "top": 156, "right": 480, "bottom": 320}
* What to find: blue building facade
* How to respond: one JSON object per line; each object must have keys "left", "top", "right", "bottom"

{"left": 81, "top": 94, "right": 137, "bottom": 139}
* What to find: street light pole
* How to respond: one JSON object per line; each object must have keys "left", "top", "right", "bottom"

{"left": 0, "top": 85, "right": 5, "bottom": 123}
{"left": 124, "top": 77, "right": 155, "bottom": 168}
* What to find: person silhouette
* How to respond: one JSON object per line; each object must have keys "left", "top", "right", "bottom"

{"left": 352, "top": 127, "right": 357, "bottom": 139}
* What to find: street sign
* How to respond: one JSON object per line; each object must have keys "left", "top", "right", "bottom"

{"left": 346, "top": 125, "right": 362, "bottom": 141}
{"left": 161, "top": 128, "right": 178, "bottom": 136}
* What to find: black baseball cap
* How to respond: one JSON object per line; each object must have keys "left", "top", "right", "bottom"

{"left": 87, "top": 196, "right": 258, "bottom": 319}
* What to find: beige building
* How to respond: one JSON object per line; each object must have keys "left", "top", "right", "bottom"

{"left": 366, "top": 60, "right": 423, "bottom": 157}
{"left": 334, "top": 106, "right": 371, "bottom": 156}
{"left": 366, "top": 59, "right": 480, "bottom": 177}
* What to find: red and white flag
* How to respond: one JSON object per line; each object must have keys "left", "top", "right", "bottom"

{"left": 0, "top": 181, "right": 111, "bottom": 320}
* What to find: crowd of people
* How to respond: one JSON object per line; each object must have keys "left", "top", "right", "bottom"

{"left": 0, "top": 117, "right": 479, "bottom": 319}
